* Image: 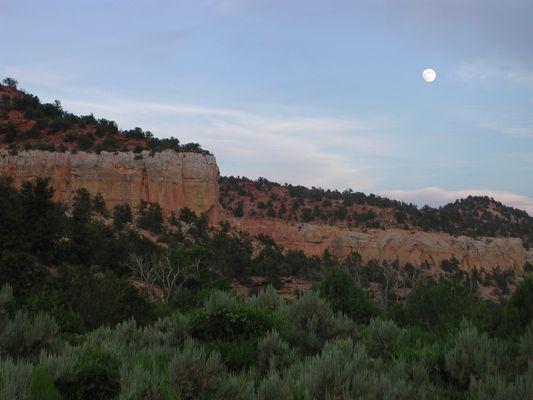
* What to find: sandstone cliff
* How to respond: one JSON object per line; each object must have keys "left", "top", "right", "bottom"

{"left": 0, "top": 149, "right": 529, "bottom": 275}
{"left": 0, "top": 150, "right": 220, "bottom": 219}
{"left": 229, "top": 218, "right": 527, "bottom": 273}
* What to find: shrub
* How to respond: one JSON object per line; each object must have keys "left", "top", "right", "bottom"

{"left": 0, "top": 311, "right": 59, "bottom": 358}
{"left": 257, "top": 330, "right": 293, "bottom": 375}
{"left": 403, "top": 279, "right": 478, "bottom": 333}
{"left": 168, "top": 340, "right": 224, "bottom": 399}
{"left": 319, "top": 268, "right": 378, "bottom": 324}
{"left": 153, "top": 313, "right": 191, "bottom": 347}
{"left": 233, "top": 201, "right": 244, "bottom": 217}
{"left": 509, "top": 276, "right": 533, "bottom": 329}
{"left": 246, "top": 286, "right": 284, "bottom": 312}
{"left": 517, "top": 323, "right": 533, "bottom": 371}
{"left": 57, "top": 347, "right": 120, "bottom": 400}
{"left": 362, "top": 318, "right": 403, "bottom": 359}
{"left": 0, "top": 358, "right": 32, "bottom": 399}
{"left": 2, "top": 77, "right": 18, "bottom": 88}
{"left": 27, "top": 368, "right": 61, "bottom": 400}
{"left": 469, "top": 365, "right": 533, "bottom": 400}
{"left": 445, "top": 322, "right": 509, "bottom": 389}
{"left": 92, "top": 193, "right": 108, "bottom": 217}
{"left": 0, "top": 284, "right": 13, "bottom": 330}
{"left": 294, "top": 339, "right": 368, "bottom": 400}
{"left": 256, "top": 372, "right": 292, "bottom": 400}
{"left": 192, "top": 292, "right": 284, "bottom": 343}
{"left": 113, "top": 204, "right": 133, "bottom": 230}
{"left": 119, "top": 362, "right": 175, "bottom": 400}
{"left": 285, "top": 291, "right": 355, "bottom": 354}
{"left": 75, "top": 134, "right": 94, "bottom": 151}
{"left": 136, "top": 201, "right": 164, "bottom": 235}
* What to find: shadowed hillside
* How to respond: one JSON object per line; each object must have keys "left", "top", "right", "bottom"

{"left": 220, "top": 176, "right": 533, "bottom": 248}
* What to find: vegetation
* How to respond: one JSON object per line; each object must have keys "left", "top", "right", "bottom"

{"left": 0, "top": 78, "right": 210, "bottom": 155}
{"left": 220, "top": 176, "right": 533, "bottom": 247}
{"left": 0, "top": 176, "right": 531, "bottom": 398}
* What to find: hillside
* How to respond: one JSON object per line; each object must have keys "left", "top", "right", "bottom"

{"left": 220, "top": 176, "right": 533, "bottom": 248}
{"left": 0, "top": 80, "right": 209, "bottom": 154}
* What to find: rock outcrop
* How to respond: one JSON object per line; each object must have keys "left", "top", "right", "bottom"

{"left": 0, "top": 149, "right": 528, "bottom": 275}
{"left": 229, "top": 218, "right": 527, "bottom": 273}
{"left": 0, "top": 150, "right": 220, "bottom": 219}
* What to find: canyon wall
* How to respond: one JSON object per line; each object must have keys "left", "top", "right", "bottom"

{"left": 0, "top": 149, "right": 529, "bottom": 274}
{"left": 230, "top": 218, "right": 527, "bottom": 273}
{"left": 0, "top": 150, "right": 220, "bottom": 219}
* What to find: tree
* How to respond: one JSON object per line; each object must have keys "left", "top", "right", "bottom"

{"left": 403, "top": 279, "right": 478, "bottom": 333}
{"left": 129, "top": 247, "right": 202, "bottom": 303}
{"left": 509, "top": 276, "right": 533, "bottom": 329}
{"left": 92, "top": 193, "right": 108, "bottom": 217}
{"left": 2, "top": 77, "right": 18, "bottom": 88}
{"left": 319, "top": 268, "right": 378, "bottom": 324}
{"left": 136, "top": 201, "right": 164, "bottom": 235}
{"left": 113, "top": 203, "right": 132, "bottom": 230}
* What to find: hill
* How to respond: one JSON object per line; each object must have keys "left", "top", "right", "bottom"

{"left": 0, "top": 79, "right": 208, "bottom": 154}
{"left": 220, "top": 176, "right": 533, "bottom": 248}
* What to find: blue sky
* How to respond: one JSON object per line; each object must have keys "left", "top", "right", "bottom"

{"left": 1, "top": 0, "right": 532, "bottom": 212}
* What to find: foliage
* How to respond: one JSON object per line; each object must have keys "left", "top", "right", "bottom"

{"left": 319, "top": 268, "right": 378, "bottom": 324}
{"left": 0, "top": 80, "right": 211, "bottom": 155}
{"left": 113, "top": 203, "right": 133, "bottom": 230}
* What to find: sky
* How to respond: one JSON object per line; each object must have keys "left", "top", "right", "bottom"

{"left": 1, "top": 0, "right": 532, "bottom": 213}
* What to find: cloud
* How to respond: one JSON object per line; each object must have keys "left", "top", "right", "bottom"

{"left": 61, "top": 96, "right": 395, "bottom": 191}
{"left": 463, "top": 111, "right": 533, "bottom": 139}
{"left": 382, "top": 187, "right": 533, "bottom": 215}
{"left": 450, "top": 62, "right": 533, "bottom": 90}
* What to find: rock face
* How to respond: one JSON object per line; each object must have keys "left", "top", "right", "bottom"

{"left": 230, "top": 218, "right": 527, "bottom": 273}
{"left": 0, "top": 150, "right": 220, "bottom": 219}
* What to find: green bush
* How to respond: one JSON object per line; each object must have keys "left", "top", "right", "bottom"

{"left": 509, "top": 276, "right": 533, "bottom": 329}
{"left": 0, "top": 311, "right": 59, "bottom": 358}
{"left": 192, "top": 291, "right": 285, "bottom": 342}
{"left": 256, "top": 372, "right": 292, "bottom": 400}
{"left": 168, "top": 339, "right": 224, "bottom": 399}
{"left": 27, "top": 368, "right": 61, "bottom": 400}
{"left": 319, "top": 268, "right": 378, "bottom": 324}
{"left": 361, "top": 318, "right": 403, "bottom": 359}
{"left": 445, "top": 322, "right": 510, "bottom": 389}
{"left": 402, "top": 279, "right": 478, "bottom": 333}
{"left": 0, "top": 358, "right": 32, "bottom": 399}
{"left": 285, "top": 291, "right": 355, "bottom": 354}
{"left": 136, "top": 201, "right": 164, "bottom": 235}
{"left": 57, "top": 347, "right": 120, "bottom": 400}
{"left": 113, "top": 203, "right": 133, "bottom": 230}
{"left": 257, "top": 330, "right": 293, "bottom": 375}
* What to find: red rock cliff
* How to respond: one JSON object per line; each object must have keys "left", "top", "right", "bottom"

{"left": 0, "top": 150, "right": 220, "bottom": 219}
{"left": 230, "top": 218, "right": 528, "bottom": 274}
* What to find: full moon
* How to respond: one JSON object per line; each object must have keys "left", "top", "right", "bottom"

{"left": 423, "top": 68, "right": 437, "bottom": 82}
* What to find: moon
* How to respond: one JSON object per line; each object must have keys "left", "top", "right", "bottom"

{"left": 423, "top": 68, "right": 437, "bottom": 83}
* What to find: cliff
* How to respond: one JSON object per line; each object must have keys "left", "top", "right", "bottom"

{"left": 0, "top": 150, "right": 220, "bottom": 219}
{"left": 0, "top": 150, "right": 529, "bottom": 275}
{"left": 229, "top": 218, "right": 528, "bottom": 274}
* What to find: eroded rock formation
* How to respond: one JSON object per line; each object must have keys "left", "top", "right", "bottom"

{"left": 229, "top": 218, "right": 527, "bottom": 273}
{"left": 0, "top": 149, "right": 529, "bottom": 275}
{"left": 0, "top": 150, "right": 220, "bottom": 219}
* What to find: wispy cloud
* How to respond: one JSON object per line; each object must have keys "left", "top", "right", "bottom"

{"left": 62, "top": 96, "right": 395, "bottom": 191}
{"left": 382, "top": 187, "right": 533, "bottom": 215}
{"left": 461, "top": 111, "right": 533, "bottom": 139}
{"left": 450, "top": 61, "right": 533, "bottom": 90}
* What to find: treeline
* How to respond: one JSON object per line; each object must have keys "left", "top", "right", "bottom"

{"left": 0, "top": 78, "right": 209, "bottom": 155}
{"left": 220, "top": 176, "right": 533, "bottom": 247}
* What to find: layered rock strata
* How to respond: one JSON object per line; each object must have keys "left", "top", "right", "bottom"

{"left": 229, "top": 218, "right": 527, "bottom": 273}
{"left": 0, "top": 150, "right": 220, "bottom": 220}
